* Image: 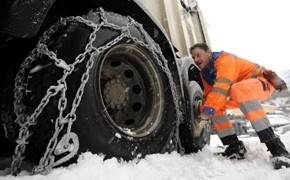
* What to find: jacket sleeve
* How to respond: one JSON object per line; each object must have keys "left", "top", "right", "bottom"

{"left": 203, "top": 53, "right": 238, "bottom": 115}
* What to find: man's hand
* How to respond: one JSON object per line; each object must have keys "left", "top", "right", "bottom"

{"left": 193, "top": 112, "right": 211, "bottom": 137}
{"left": 263, "top": 69, "right": 288, "bottom": 91}
{"left": 199, "top": 112, "right": 211, "bottom": 120}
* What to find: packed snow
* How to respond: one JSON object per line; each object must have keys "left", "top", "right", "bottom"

{"left": 1, "top": 130, "right": 290, "bottom": 180}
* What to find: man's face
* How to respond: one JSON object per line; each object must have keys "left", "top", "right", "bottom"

{"left": 190, "top": 47, "right": 211, "bottom": 70}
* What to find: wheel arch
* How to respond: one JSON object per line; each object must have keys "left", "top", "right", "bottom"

{"left": 0, "top": 0, "right": 179, "bottom": 96}
{"left": 0, "top": 0, "right": 177, "bottom": 60}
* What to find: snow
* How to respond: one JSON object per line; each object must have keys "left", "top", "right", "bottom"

{"left": 1, "top": 130, "right": 290, "bottom": 180}
{"left": 252, "top": 115, "right": 290, "bottom": 127}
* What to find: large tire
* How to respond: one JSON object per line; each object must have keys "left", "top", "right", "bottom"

{"left": 4, "top": 9, "right": 179, "bottom": 164}
{"left": 1, "top": 60, "right": 22, "bottom": 158}
{"left": 177, "top": 57, "right": 211, "bottom": 153}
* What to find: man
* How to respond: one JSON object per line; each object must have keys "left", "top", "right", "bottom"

{"left": 189, "top": 43, "right": 290, "bottom": 169}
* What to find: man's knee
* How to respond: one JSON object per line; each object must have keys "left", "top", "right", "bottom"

{"left": 229, "top": 82, "right": 247, "bottom": 101}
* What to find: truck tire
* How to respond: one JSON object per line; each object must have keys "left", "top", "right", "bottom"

{"left": 1, "top": 60, "right": 22, "bottom": 157}
{"left": 177, "top": 58, "right": 211, "bottom": 153}
{"left": 179, "top": 81, "right": 204, "bottom": 153}
{"left": 3, "top": 10, "right": 179, "bottom": 164}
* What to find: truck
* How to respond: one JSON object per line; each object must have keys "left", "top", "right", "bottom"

{"left": 0, "top": 0, "right": 211, "bottom": 175}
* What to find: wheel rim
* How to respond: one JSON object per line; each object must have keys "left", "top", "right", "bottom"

{"left": 96, "top": 44, "right": 165, "bottom": 138}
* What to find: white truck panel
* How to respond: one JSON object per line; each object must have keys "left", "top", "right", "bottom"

{"left": 140, "top": 0, "right": 210, "bottom": 57}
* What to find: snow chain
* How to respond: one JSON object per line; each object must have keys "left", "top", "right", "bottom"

{"left": 11, "top": 8, "right": 184, "bottom": 175}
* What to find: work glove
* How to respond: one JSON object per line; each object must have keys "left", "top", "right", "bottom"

{"left": 263, "top": 69, "right": 288, "bottom": 91}
{"left": 193, "top": 112, "right": 211, "bottom": 137}
{"left": 199, "top": 112, "right": 212, "bottom": 121}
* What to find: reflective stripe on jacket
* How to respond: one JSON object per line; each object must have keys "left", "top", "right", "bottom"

{"left": 201, "top": 51, "right": 266, "bottom": 115}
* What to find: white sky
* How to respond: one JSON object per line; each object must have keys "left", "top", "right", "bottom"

{"left": 198, "top": 0, "right": 290, "bottom": 73}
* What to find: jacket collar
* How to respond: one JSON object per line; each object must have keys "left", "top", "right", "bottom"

{"left": 200, "top": 51, "right": 224, "bottom": 85}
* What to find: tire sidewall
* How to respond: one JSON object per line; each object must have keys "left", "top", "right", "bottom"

{"left": 70, "top": 41, "right": 176, "bottom": 159}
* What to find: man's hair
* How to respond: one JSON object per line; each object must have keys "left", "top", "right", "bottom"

{"left": 189, "top": 43, "right": 210, "bottom": 53}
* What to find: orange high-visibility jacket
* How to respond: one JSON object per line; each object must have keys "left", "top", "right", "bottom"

{"left": 200, "top": 51, "right": 265, "bottom": 115}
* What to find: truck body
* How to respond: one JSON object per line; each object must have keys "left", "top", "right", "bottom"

{"left": 0, "top": 0, "right": 211, "bottom": 175}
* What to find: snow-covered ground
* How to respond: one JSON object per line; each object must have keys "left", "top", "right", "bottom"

{"left": 1, "top": 129, "right": 290, "bottom": 180}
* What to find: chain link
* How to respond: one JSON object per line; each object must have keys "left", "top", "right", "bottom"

{"left": 11, "top": 7, "right": 183, "bottom": 175}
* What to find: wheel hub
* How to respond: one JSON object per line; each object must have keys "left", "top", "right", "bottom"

{"left": 194, "top": 99, "right": 202, "bottom": 117}
{"left": 97, "top": 44, "right": 165, "bottom": 138}
{"left": 104, "top": 79, "right": 129, "bottom": 109}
